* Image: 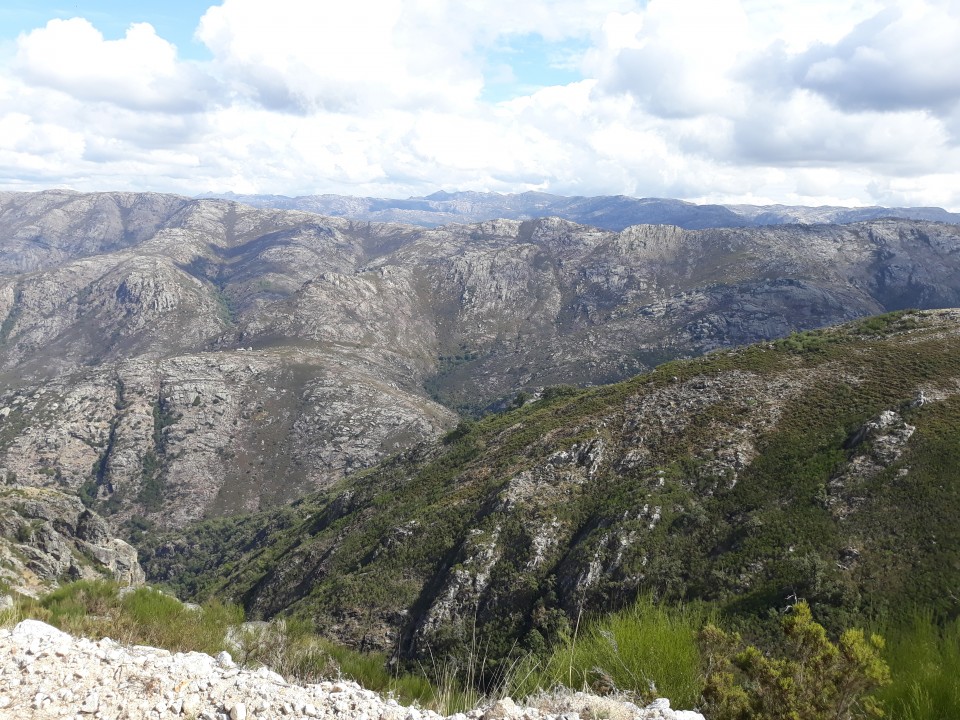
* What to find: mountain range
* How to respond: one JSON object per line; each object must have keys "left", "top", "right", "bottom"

{"left": 1, "top": 189, "right": 960, "bottom": 539}
{"left": 199, "top": 190, "right": 960, "bottom": 231}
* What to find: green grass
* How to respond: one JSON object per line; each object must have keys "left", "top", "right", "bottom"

{"left": 514, "top": 597, "right": 706, "bottom": 709}
{"left": 8, "top": 581, "right": 960, "bottom": 718}
{"left": 229, "top": 617, "right": 450, "bottom": 708}
{"left": 876, "top": 611, "right": 960, "bottom": 720}
{"left": 1, "top": 580, "right": 243, "bottom": 654}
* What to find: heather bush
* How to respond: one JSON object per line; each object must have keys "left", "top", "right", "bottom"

{"left": 700, "top": 601, "right": 890, "bottom": 720}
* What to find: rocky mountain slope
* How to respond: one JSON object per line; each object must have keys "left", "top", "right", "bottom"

{"left": 201, "top": 190, "right": 960, "bottom": 231}
{"left": 0, "top": 191, "right": 455, "bottom": 529}
{"left": 0, "top": 486, "right": 143, "bottom": 596}
{"left": 2, "top": 190, "right": 960, "bottom": 532}
{"left": 142, "top": 310, "right": 960, "bottom": 673}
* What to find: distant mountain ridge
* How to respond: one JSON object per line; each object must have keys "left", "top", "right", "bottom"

{"left": 197, "top": 190, "right": 960, "bottom": 230}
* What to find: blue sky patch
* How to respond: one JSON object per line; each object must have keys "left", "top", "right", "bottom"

{"left": 481, "top": 34, "right": 588, "bottom": 102}
{"left": 0, "top": 1, "right": 211, "bottom": 59}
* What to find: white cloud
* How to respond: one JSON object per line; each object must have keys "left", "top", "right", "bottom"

{"left": 196, "top": 0, "right": 462, "bottom": 113}
{"left": 793, "top": 2, "right": 960, "bottom": 114}
{"left": 0, "top": 112, "right": 85, "bottom": 168}
{"left": 0, "top": 0, "right": 958, "bottom": 211}
{"left": 740, "top": 0, "right": 885, "bottom": 50}
{"left": 14, "top": 18, "right": 215, "bottom": 112}
{"left": 728, "top": 91, "right": 951, "bottom": 168}
{"left": 193, "top": 0, "right": 635, "bottom": 113}
{"left": 590, "top": 0, "right": 750, "bottom": 118}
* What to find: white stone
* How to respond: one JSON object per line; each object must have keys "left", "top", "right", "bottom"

{"left": 13, "top": 619, "right": 71, "bottom": 643}
{"left": 229, "top": 702, "right": 246, "bottom": 720}
{"left": 216, "top": 650, "right": 234, "bottom": 668}
{"left": 255, "top": 666, "right": 285, "bottom": 684}
{"left": 182, "top": 694, "right": 202, "bottom": 716}
{"left": 80, "top": 692, "right": 99, "bottom": 713}
{"left": 483, "top": 698, "right": 522, "bottom": 720}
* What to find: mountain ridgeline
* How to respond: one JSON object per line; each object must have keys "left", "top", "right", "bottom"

{"left": 141, "top": 309, "right": 960, "bottom": 671}
{"left": 0, "top": 190, "right": 959, "bottom": 536}
{"left": 200, "top": 190, "right": 960, "bottom": 231}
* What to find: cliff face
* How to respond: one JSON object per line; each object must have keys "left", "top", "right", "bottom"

{"left": 1, "top": 191, "right": 960, "bottom": 531}
{"left": 0, "top": 486, "right": 143, "bottom": 595}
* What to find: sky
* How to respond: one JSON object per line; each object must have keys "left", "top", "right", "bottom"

{"left": 1, "top": 0, "right": 959, "bottom": 209}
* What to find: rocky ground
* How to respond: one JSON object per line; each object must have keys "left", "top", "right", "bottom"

{"left": 1, "top": 619, "right": 704, "bottom": 720}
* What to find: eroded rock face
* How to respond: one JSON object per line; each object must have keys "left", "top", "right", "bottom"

{"left": 826, "top": 409, "right": 919, "bottom": 520}
{"left": 0, "top": 486, "right": 144, "bottom": 594}
{"left": 0, "top": 350, "right": 455, "bottom": 528}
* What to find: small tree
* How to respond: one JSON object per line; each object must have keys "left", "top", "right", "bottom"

{"left": 700, "top": 601, "right": 891, "bottom": 720}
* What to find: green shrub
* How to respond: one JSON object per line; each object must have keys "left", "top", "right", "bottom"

{"left": 442, "top": 419, "right": 477, "bottom": 445}
{"left": 700, "top": 601, "right": 891, "bottom": 720}
{"left": 539, "top": 385, "right": 581, "bottom": 403}
{"left": 773, "top": 329, "right": 836, "bottom": 354}
{"left": 852, "top": 311, "right": 914, "bottom": 337}
{"left": 511, "top": 392, "right": 530, "bottom": 409}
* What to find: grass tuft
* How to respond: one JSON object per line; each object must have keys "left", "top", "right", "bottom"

{"left": 876, "top": 610, "right": 960, "bottom": 720}
{"left": 2, "top": 580, "right": 244, "bottom": 654}
{"left": 513, "top": 596, "right": 706, "bottom": 709}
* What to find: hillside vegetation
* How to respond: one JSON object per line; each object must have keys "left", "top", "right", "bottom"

{"left": 142, "top": 309, "right": 960, "bottom": 687}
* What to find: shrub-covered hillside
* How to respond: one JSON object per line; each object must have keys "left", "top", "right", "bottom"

{"left": 142, "top": 309, "right": 960, "bottom": 675}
